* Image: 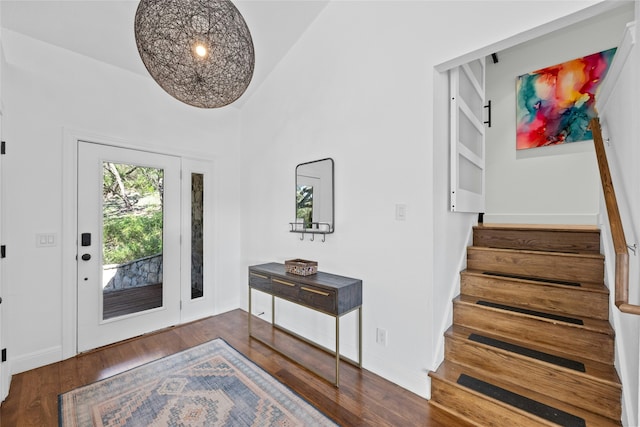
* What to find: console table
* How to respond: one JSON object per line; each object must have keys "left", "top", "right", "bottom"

{"left": 248, "top": 262, "right": 362, "bottom": 387}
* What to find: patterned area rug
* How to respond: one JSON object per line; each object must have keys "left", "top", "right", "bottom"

{"left": 59, "top": 338, "right": 337, "bottom": 426}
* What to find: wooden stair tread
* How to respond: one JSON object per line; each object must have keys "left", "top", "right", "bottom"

{"left": 475, "top": 224, "right": 600, "bottom": 232}
{"left": 462, "top": 269, "right": 608, "bottom": 293}
{"left": 454, "top": 296, "right": 614, "bottom": 364}
{"left": 467, "top": 246, "right": 604, "bottom": 283}
{"left": 469, "top": 245, "right": 604, "bottom": 260}
{"left": 447, "top": 325, "right": 621, "bottom": 386}
{"left": 461, "top": 269, "right": 610, "bottom": 321}
{"left": 455, "top": 295, "right": 614, "bottom": 335}
{"left": 473, "top": 224, "right": 601, "bottom": 254}
{"left": 430, "top": 360, "right": 621, "bottom": 426}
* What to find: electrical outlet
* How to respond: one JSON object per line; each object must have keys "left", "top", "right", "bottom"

{"left": 376, "top": 328, "right": 388, "bottom": 346}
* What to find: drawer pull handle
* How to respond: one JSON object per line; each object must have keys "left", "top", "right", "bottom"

{"left": 250, "top": 272, "right": 268, "bottom": 279}
{"left": 273, "top": 279, "right": 296, "bottom": 287}
{"left": 301, "top": 286, "right": 330, "bottom": 296}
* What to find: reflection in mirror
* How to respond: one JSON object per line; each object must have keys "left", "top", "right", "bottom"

{"left": 296, "top": 185, "right": 313, "bottom": 228}
{"left": 293, "top": 158, "right": 334, "bottom": 234}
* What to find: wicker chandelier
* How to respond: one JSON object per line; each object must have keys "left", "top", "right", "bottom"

{"left": 134, "top": 0, "right": 255, "bottom": 108}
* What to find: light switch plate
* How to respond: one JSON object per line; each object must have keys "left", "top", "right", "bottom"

{"left": 36, "top": 233, "right": 56, "bottom": 248}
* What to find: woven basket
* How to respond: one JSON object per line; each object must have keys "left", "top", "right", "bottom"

{"left": 284, "top": 259, "right": 318, "bottom": 276}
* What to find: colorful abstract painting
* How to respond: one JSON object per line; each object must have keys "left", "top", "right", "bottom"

{"left": 516, "top": 48, "right": 616, "bottom": 150}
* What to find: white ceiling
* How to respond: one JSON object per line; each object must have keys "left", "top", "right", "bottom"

{"left": 0, "top": 0, "right": 329, "bottom": 106}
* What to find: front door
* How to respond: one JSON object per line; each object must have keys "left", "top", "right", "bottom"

{"left": 77, "top": 142, "right": 181, "bottom": 352}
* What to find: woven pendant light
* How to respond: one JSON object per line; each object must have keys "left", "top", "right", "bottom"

{"left": 134, "top": 0, "right": 255, "bottom": 108}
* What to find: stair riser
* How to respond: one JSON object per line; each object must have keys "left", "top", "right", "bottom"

{"left": 473, "top": 228, "right": 600, "bottom": 253}
{"left": 461, "top": 273, "right": 609, "bottom": 320}
{"left": 430, "top": 377, "right": 556, "bottom": 427}
{"left": 467, "top": 248, "right": 604, "bottom": 283}
{"left": 445, "top": 335, "right": 621, "bottom": 420}
{"left": 453, "top": 302, "right": 614, "bottom": 364}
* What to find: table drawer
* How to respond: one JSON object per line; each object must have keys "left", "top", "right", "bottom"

{"left": 299, "top": 285, "right": 336, "bottom": 314}
{"left": 249, "top": 271, "right": 271, "bottom": 292}
{"left": 271, "top": 277, "right": 299, "bottom": 299}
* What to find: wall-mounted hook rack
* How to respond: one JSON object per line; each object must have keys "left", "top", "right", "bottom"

{"left": 289, "top": 222, "right": 332, "bottom": 242}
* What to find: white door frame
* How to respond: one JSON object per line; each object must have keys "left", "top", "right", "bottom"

{"left": 61, "top": 129, "right": 216, "bottom": 358}
{"left": 180, "top": 158, "right": 216, "bottom": 324}
{"left": 0, "top": 109, "right": 8, "bottom": 402}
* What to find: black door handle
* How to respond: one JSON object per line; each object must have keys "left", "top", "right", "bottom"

{"left": 81, "top": 254, "right": 91, "bottom": 261}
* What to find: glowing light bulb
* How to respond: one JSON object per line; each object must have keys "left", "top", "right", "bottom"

{"left": 194, "top": 44, "right": 208, "bottom": 58}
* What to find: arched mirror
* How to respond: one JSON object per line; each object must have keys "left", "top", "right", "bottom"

{"left": 291, "top": 158, "right": 334, "bottom": 236}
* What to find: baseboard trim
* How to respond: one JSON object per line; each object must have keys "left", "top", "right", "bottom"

{"left": 482, "top": 213, "right": 598, "bottom": 225}
{"left": 11, "top": 346, "right": 62, "bottom": 375}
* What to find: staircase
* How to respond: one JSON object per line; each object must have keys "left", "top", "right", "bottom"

{"left": 429, "top": 224, "right": 622, "bottom": 426}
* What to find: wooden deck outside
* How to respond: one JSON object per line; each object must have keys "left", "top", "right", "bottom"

{"left": 103, "top": 283, "right": 163, "bottom": 319}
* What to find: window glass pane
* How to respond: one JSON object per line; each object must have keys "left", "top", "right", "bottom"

{"left": 191, "top": 173, "right": 204, "bottom": 299}
{"left": 102, "top": 163, "right": 164, "bottom": 320}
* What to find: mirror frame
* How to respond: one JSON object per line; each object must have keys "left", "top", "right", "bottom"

{"left": 292, "top": 158, "right": 334, "bottom": 235}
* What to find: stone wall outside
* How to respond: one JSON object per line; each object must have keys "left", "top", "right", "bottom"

{"left": 103, "top": 253, "right": 162, "bottom": 292}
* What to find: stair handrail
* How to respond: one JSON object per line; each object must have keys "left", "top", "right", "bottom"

{"left": 591, "top": 117, "right": 640, "bottom": 315}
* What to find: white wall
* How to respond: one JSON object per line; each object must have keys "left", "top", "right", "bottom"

{"left": 240, "top": 0, "right": 607, "bottom": 398}
{"left": 485, "top": 4, "right": 634, "bottom": 224}
{"left": 1, "top": 29, "right": 244, "bottom": 374}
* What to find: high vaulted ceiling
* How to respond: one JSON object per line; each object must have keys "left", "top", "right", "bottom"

{"left": 1, "top": 0, "right": 329, "bottom": 106}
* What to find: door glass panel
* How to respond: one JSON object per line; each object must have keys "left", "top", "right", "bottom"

{"left": 458, "top": 154, "right": 483, "bottom": 195}
{"left": 467, "top": 58, "right": 484, "bottom": 86}
{"left": 102, "top": 162, "right": 164, "bottom": 320}
{"left": 459, "top": 109, "right": 483, "bottom": 158}
{"left": 191, "top": 173, "right": 204, "bottom": 299}
{"left": 459, "top": 68, "right": 483, "bottom": 117}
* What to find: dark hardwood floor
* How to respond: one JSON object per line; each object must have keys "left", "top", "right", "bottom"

{"left": 0, "top": 309, "right": 471, "bottom": 426}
